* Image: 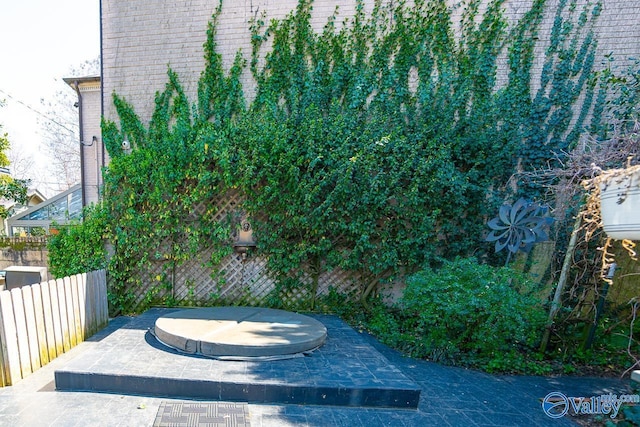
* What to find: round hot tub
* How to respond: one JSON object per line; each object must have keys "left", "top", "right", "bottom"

{"left": 154, "top": 306, "right": 327, "bottom": 358}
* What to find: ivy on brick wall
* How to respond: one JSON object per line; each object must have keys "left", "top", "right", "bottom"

{"left": 233, "top": 0, "right": 606, "bottom": 305}
{"left": 50, "top": 0, "right": 611, "bottom": 314}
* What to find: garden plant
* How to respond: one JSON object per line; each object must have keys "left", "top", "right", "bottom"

{"left": 48, "top": 0, "right": 640, "bottom": 375}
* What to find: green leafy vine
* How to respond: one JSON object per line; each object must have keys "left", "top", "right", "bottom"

{"left": 51, "top": 0, "right": 612, "bottom": 314}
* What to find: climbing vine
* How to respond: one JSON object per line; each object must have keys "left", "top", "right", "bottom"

{"left": 233, "top": 0, "right": 606, "bottom": 296}
{"left": 51, "top": 0, "right": 613, "bottom": 314}
{"left": 97, "top": 7, "right": 246, "bottom": 313}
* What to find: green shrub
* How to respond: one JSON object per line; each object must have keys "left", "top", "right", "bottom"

{"left": 97, "top": 0, "right": 607, "bottom": 313}
{"left": 390, "top": 257, "right": 547, "bottom": 372}
{"left": 48, "top": 205, "right": 108, "bottom": 278}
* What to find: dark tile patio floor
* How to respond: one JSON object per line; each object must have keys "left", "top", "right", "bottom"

{"left": 0, "top": 311, "right": 633, "bottom": 426}
{"left": 54, "top": 309, "right": 421, "bottom": 409}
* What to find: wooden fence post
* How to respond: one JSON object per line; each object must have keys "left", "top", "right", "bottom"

{"left": 21, "top": 286, "right": 41, "bottom": 371}
{"left": 63, "top": 277, "right": 77, "bottom": 348}
{"left": 31, "top": 283, "right": 50, "bottom": 366}
{"left": 11, "top": 288, "right": 32, "bottom": 378}
{"left": 96, "top": 270, "right": 108, "bottom": 328}
{"left": 47, "top": 280, "right": 64, "bottom": 357}
{"left": 55, "top": 279, "right": 71, "bottom": 353}
{"left": 0, "top": 290, "right": 21, "bottom": 385}
{"left": 84, "top": 271, "right": 97, "bottom": 337}
{"left": 77, "top": 272, "right": 87, "bottom": 338}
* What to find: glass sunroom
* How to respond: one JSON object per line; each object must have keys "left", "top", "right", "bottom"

{"left": 7, "top": 184, "right": 82, "bottom": 236}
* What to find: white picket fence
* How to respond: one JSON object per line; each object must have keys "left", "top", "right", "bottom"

{"left": 0, "top": 270, "right": 108, "bottom": 386}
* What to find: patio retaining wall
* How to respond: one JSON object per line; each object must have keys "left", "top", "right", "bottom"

{"left": 0, "top": 237, "right": 49, "bottom": 273}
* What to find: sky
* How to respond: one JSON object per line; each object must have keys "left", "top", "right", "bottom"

{"left": 0, "top": 0, "right": 100, "bottom": 196}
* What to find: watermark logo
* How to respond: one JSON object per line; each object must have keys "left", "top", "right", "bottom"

{"left": 542, "top": 392, "right": 639, "bottom": 419}
{"left": 542, "top": 392, "right": 569, "bottom": 418}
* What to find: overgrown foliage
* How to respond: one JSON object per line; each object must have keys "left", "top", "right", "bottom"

{"left": 48, "top": 205, "right": 107, "bottom": 278}
{"left": 233, "top": 0, "right": 604, "bottom": 295}
{"left": 56, "top": 0, "right": 607, "bottom": 316}
{"left": 365, "top": 257, "right": 549, "bottom": 373}
{"left": 47, "top": 0, "right": 640, "bottom": 377}
{"left": 520, "top": 58, "right": 640, "bottom": 368}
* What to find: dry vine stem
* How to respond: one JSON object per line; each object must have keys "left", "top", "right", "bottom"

{"left": 581, "top": 158, "right": 639, "bottom": 283}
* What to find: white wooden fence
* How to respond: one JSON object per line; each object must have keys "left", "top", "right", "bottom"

{"left": 0, "top": 269, "right": 108, "bottom": 386}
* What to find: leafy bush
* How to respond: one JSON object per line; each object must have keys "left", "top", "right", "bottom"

{"left": 90, "top": 0, "right": 607, "bottom": 314}
{"left": 48, "top": 205, "right": 108, "bottom": 278}
{"left": 371, "top": 257, "right": 548, "bottom": 372}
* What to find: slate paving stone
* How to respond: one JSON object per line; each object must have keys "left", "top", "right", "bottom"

{"left": 332, "top": 411, "right": 366, "bottom": 427}
{"left": 0, "top": 310, "right": 636, "bottom": 426}
{"left": 263, "top": 414, "right": 309, "bottom": 426}
{"left": 440, "top": 409, "right": 483, "bottom": 427}
{"left": 54, "top": 309, "right": 421, "bottom": 408}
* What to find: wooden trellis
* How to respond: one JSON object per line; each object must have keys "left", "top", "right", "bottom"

{"left": 119, "top": 191, "right": 363, "bottom": 311}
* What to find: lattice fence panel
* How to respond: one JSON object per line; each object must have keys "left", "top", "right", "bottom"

{"left": 133, "top": 242, "right": 174, "bottom": 311}
{"left": 171, "top": 251, "right": 275, "bottom": 306}
{"left": 256, "top": 266, "right": 364, "bottom": 309}
{"left": 120, "top": 191, "right": 367, "bottom": 310}
{"left": 317, "top": 268, "right": 363, "bottom": 297}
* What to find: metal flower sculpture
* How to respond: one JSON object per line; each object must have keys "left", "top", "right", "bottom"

{"left": 486, "top": 198, "right": 554, "bottom": 264}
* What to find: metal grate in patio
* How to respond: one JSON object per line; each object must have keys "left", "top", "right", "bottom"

{"left": 153, "top": 401, "right": 249, "bottom": 427}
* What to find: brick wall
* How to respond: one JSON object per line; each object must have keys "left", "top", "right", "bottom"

{"left": 96, "top": 0, "right": 640, "bottom": 305}
{"left": 596, "top": 1, "right": 640, "bottom": 62}
{"left": 101, "top": 0, "right": 365, "bottom": 124}
{"left": 101, "top": 0, "right": 640, "bottom": 124}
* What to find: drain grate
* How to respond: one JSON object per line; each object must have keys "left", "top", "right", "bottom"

{"left": 153, "top": 401, "right": 250, "bottom": 427}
